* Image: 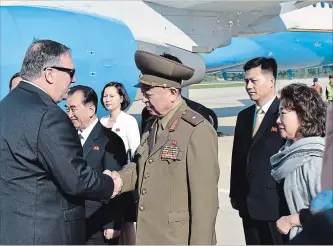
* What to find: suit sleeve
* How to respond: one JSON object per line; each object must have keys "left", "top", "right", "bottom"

{"left": 187, "top": 122, "right": 220, "bottom": 245}
{"left": 103, "top": 133, "right": 127, "bottom": 229}
{"left": 229, "top": 113, "right": 243, "bottom": 199}
{"left": 37, "top": 108, "right": 114, "bottom": 201}
{"left": 118, "top": 162, "right": 138, "bottom": 193}
{"left": 104, "top": 130, "right": 128, "bottom": 168}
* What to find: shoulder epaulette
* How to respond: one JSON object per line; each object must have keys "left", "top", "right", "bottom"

{"left": 181, "top": 109, "right": 205, "bottom": 126}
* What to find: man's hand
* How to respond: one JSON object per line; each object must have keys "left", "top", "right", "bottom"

{"left": 103, "top": 169, "right": 112, "bottom": 177}
{"left": 103, "top": 170, "right": 122, "bottom": 198}
{"left": 110, "top": 171, "right": 123, "bottom": 198}
{"left": 104, "top": 229, "right": 121, "bottom": 240}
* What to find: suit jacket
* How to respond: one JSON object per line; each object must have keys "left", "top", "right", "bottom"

{"left": 84, "top": 121, "right": 127, "bottom": 241}
{"left": 119, "top": 101, "right": 220, "bottom": 245}
{"left": 229, "top": 97, "right": 288, "bottom": 221}
{"left": 0, "top": 82, "right": 114, "bottom": 245}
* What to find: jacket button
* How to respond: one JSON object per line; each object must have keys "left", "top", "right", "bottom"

{"left": 247, "top": 173, "right": 252, "bottom": 177}
{"left": 139, "top": 206, "right": 145, "bottom": 211}
{"left": 148, "top": 159, "right": 153, "bottom": 164}
{"left": 142, "top": 189, "right": 147, "bottom": 195}
{"left": 144, "top": 174, "right": 150, "bottom": 179}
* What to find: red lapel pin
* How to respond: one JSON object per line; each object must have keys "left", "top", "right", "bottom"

{"left": 93, "top": 146, "right": 99, "bottom": 151}
{"left": 171, "top": 140, "right": 178, "bottom": 146}
{"left": 271, "top": 127, "right": 278, "bottom": 132}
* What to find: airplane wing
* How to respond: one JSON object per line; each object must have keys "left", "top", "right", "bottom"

{"left": 1, "top": 0, "right": 317, "bottom": 53}
{"left": 0, "top": 0, "right": 319, "bottom": 87}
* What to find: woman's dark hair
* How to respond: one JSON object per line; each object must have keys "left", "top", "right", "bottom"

{"left": 280, "top": 83, "right": 326, "bottom": 138}
{"left": 100, "top": 82, "right": 130, "bottom": 111}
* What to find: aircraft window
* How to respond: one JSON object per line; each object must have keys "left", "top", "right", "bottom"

{"left": 329, "top": 3, "right": 332, "bottom": 8}
{"left": 313, "top": 3, "right": 316, "bottom": 7}
{"left": 321, "top": 2, "right": 325, "bottom": 8}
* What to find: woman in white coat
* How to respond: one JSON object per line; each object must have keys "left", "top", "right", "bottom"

{"left": 100, "top": 82, "right": 140, "bottom": 245}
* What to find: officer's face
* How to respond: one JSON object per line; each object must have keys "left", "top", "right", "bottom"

{"left": 276, "top": 103, "right": 301, "bottom": 141}
{"left": 141, "top": 87, "right": 174, "bottom": 116}
{"left": 245, "top": 66, "right": 275, "bottom": 105}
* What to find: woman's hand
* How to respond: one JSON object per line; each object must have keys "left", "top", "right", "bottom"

{"left": 276, "top": 214, "right": 301, "bottom": 235}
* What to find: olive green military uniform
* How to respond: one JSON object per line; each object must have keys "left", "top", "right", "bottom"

{"left": 118, "top": 51, "right": 220, "bottom": 245}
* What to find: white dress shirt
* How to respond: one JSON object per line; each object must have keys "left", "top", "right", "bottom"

{"left": 100, "top": 111, "right": 140, "bottom": 158}
{"left": 21, "top": 80, "right": 49, "bottom": 95}
{"left": 78, "top": 118, "right": 99, "bottom": 146}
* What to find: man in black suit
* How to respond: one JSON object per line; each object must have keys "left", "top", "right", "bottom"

{"left": 66, "top": 85, "right": 127, "bottom": 245}
{"left": 229, "top": 57, "right": 288, "bottom": 245}
{"left": 0, "top": 40, "right": 122, "bottom": 245}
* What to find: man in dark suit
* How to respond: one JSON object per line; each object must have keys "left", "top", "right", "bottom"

{"left": 229, "top": 57, "right": 288, "bottom": 245}
{"left": 66, "top": 85, "right": 127, "bottom": 245}
{"left": 0, "top": 40, "right": 122, "bottom": 245}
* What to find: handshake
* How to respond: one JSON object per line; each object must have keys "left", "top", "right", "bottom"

{"left": 103, "top": 170, "right": 123, "bottom": 198}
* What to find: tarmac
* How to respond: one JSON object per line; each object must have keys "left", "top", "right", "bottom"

{"left": 127, "top": 78, "right": 330, "bottom": 245}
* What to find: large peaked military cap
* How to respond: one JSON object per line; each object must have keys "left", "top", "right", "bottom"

{"left": 134, "top": 50, "right": 195, "bottom": 89}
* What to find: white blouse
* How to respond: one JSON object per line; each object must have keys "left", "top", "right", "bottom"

{"left": 100, "top": 111, "right": 140, "bottom": 159}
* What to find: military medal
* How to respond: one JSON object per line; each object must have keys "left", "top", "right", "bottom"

{"left": 161, "top": 145, "right": 179, "bottom": 160}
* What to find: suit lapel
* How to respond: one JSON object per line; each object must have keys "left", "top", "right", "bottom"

{"left": 83, "top": 122, "right": 102, "bottom": 159}
{"left": 244, "top": 105, "right": 256, "bottom": 147}
{"left": 251, "top": 97, "right": 279, "bottom": 147}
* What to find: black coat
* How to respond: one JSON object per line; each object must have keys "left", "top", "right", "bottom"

{"left": 229, "top": 97, "right": 288, "bottom": 221}
{"left": 83, "top": 121, "right": 127, "bottom": 242}
{"left": 0, "top": 82, "right": 114, "bottom": 244}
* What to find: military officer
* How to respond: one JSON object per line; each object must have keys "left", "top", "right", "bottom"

{"left": 111, "top": 50, "right": 220, "bottom": 245}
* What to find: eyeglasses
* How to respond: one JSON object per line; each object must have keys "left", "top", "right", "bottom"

{"left": 44, "top": 66, "right": 75, "bottom": 79}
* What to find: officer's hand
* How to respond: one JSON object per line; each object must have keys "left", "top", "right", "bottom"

{"left": 110, "top": 171, "right": 123, "bottom": 198}
{"left": 104, "top": 229, "right": 121, "bottom": 240}
{"left": 103, "top": 170, "right": 122, "bottom": 198}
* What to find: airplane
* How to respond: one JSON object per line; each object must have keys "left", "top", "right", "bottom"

{"left": 202, "top": 2, "right": 333, "bottom": 78}
{"left": 0, "top": 1, "right": 330, "bottom": 118}
{"left": 0, "top": 1, "right": 318, "bottom": 87}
